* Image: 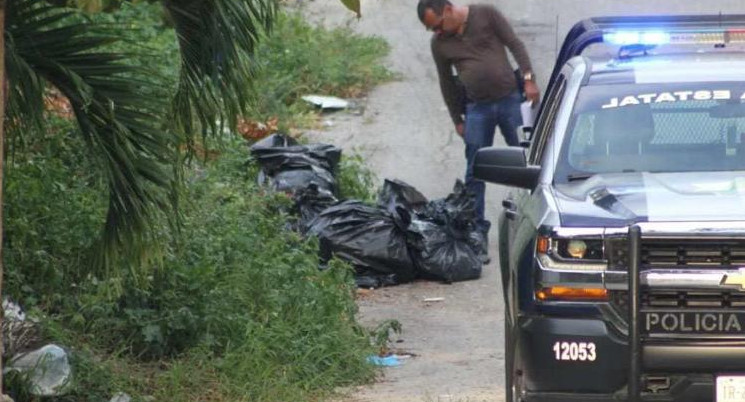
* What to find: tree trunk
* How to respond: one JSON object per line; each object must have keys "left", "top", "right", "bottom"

{"left": 0, "top": 0, "right": 6, "bottom": 392}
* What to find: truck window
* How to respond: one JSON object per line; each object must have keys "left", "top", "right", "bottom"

{"left": 555, "top": 83, "right": 745, "bottom": 183}
{"left": 529, "top": 75, "right": 567, "bottom": 165}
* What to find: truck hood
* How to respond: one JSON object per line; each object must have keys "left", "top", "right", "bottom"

{"left": 553, "top": 171, "right": 745, "bottom": 227}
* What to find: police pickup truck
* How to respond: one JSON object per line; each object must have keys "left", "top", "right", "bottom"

{"left": 474, "top": 16, "right": 745, "bottom": 402}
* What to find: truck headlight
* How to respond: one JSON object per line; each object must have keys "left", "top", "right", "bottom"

{"left": 559, "top": 239, "right": 604, "bottom": 260}
{"left": 537, "top": 236, "right": 607, "bottom": 271}
{"left": 566, "top": 240, "right": 588, "bottom": 258}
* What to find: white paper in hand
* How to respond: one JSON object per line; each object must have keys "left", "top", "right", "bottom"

{"left": 520, "top": 101, "right": 537, "bottom": 128}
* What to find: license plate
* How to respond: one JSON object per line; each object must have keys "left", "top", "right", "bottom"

{"left": 717, "top": 375, "right": 745, "bottom": 402}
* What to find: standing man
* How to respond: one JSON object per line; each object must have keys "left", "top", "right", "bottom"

{"left": 418, "top": 0, "right": 540, "bottom": 259}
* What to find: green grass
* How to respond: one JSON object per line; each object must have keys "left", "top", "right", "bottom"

{"left": 85, "top": 5, "right": 393, "bottom": 131}
{"left": 4, "top": 116, "right": 108, "bottom": 309}
{"left": 129, "top": 144, "right": 377, "bottom": 401}
{"left": 337, "top": 152, "right": 379, "bottom": 203}
{"left": 248, "top": 12, "right": 394, "bottom": 129}
{"left": 5, "top": 133, "right": 379, "bottom": 401}
{"left": 3, "top": 2, "right": 392, "bottom": 400}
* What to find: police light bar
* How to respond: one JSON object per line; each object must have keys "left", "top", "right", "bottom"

{"left": 604, "top": 29, "right": 745, "bottom": 46}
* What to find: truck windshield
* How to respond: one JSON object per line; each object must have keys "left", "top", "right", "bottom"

{"left": 556, "top": 82, "right": 745, "bottom": 182}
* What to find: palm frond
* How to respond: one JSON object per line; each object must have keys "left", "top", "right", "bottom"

{"left": 6, "top": 0, "right": 177, "bottom": 280}
{"left": 164, "top": 0, "right": 277, "bottom": 146}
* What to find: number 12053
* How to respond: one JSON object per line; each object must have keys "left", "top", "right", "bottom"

{"left": 552, "top": 341, "right": 597, "bottom": 361}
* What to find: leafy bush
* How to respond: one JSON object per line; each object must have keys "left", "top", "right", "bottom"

{"left": 84, "top": 5, "right": 392, "bottom": 130}
{"left": 4, "top": 117, "right": 107, "bottom": 309}
{"left": 4, "top": 2, "right": 390, "bottom": 400}
{"left": 5, "top": 136, "right": 377, "bottom": 400}
{"left": 84, "top": 1, "right": 180, "bottom": 95}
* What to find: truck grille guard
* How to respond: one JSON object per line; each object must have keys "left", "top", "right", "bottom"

{"left": 629, "top": 225, "right": 643, "bottom": 402}
{"left": 626, "top": 227, "right": 745, "bottom": 400}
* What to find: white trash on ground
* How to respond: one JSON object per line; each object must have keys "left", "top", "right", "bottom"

{"left": 110, "top": 392, "right": 132, "bottom": 402}
{"left": 2, "top": 298, "right": 25, "bottom": 321}
{"left": 302, "top": 95, "right": 350, "bottom": 110}
{"left": 2, "top": 298, "right": 42, "bottom": 359}
{"left": 4, "top": 344, "right": 71, "bottom": 396}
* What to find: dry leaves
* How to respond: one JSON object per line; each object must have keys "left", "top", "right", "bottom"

{"left": 43, "top": 87, "right": 74, "bottom": 120}
{"left": 237, "top": 117, "right": 279, "bottom": 141}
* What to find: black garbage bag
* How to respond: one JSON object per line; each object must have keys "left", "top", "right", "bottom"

{"left": 469, "top": 228, "right": 488, "bottom": 255}
{"left": 417, "top": 180, "right": 476, "bottom": 229}
{"left": 251, "top": 132, "right": 298, "bottom": 148}
{"left": 252, "top": 143, "right": 341, "bottom": 175}
{"left": 308, "top": 201, "right": 416, "bottom": 284}
{"left": 404, "top": 179, "right": 484, "bottom": 281}
{"left": 354, "top": 271, "right": 400, "bottom": 289}
{"left": 271, "top": 166, "right": 336, "bottom": 194}
{"left": 256, "top": 165, "right": 335, "bottom": 194}
{"left": 291, "top": 184, "right": 339, "bottom": 233}
{"left": 250, "top": 134, "right": 341, "bottom": 174}
{"left": 407, "top": 219, "right": 482, "bottom": 283}
{"left": 249, "top": 133, "right": 342, "bottom": 194}
{"left": 377, "top": 179, "right": 428, "bottom": 213}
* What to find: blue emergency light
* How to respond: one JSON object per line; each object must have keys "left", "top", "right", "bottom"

{"left": 603, "top": 28, "right": 745, "bottom": 46}
{"left": 604, "top": 31, "right": 670, "bottom": 45}
{"left": 547, "top": 15, "right": 745, "bottom": 94}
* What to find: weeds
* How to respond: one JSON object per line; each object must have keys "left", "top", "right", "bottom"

{"left": 6, "top": 136, "right": 380, "bottom": 401}
{"left": 371, "top": 319, "right": 403, "bottom": 356}
{"left": 3, "top": 2, "right": 391, "bottom": 400}
{"left": 248, "top": 12, "right": 393, "bottom": 129}
{"left": 337, "top": 153, "right": 380, "bottom": 202}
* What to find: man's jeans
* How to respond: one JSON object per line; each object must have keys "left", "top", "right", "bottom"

{"left": 464, "top": 91, "right": 523, "bottom": 235}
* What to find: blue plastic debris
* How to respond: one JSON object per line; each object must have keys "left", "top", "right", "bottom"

{"left": 367, "top": 355, "right": 402, "bottom": 367}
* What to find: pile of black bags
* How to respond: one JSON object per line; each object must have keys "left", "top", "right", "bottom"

{"left": 250, "top": 134, "right": 484, "bottom": 288}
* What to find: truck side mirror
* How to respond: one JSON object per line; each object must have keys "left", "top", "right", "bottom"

{"left": 473, "top": 147, "right": 540, "bottom": 189}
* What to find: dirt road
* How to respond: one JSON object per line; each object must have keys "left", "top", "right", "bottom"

{"left": 300, "top": 1, "right": 742, "bottom": 401}
{"left": 302, "top": 1, "right": 509, "bottom": 400}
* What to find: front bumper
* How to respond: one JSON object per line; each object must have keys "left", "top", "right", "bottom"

{"left": 519, "top": 315, "right": 745, "bottom": 401}
{"left": 522, "top": 375, "right": 712, "bottom": 402}
{"left": 520, "top": 316, "right": 627, "bottom": 393}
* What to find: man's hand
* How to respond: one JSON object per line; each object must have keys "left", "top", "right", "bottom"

{"left": 455, "top": 122, "right": 465, "bottom": 137}
{"left": 524, "top": 80, "right": 540, "bottom": 105}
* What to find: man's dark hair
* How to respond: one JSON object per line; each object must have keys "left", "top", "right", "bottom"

{"left": 417, "top": 0, "right": 451, "bottom": 22}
